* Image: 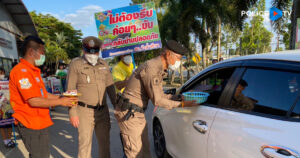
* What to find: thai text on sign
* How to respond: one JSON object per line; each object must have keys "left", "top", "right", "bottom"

{"left": 95, "top": 2, "right": 162, "bottom": 58}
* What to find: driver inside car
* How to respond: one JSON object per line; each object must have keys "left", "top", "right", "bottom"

{"left": 231, "top": 80, "right": 256, "bottom": 111}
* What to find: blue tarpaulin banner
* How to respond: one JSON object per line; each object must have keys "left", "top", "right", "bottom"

{"left": 95, "top": 2, "right": 162, "bottom": 58}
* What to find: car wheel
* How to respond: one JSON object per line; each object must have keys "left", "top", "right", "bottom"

{"left": 153, "top": 119, "right": 171, "bottom": 158}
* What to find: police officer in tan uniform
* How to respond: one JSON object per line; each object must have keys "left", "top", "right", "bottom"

{"left": 114, "top": 40, "right": 198, "bottom": 158}
{"left": 231, "top": 80, "right": 255, "bottom": 110}
{"left": 67, "top": 36, "right": 116, "bottom": 158}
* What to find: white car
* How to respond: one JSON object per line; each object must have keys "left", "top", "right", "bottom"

{"left": 153, "top": 50, "right": 300, "bottom": 158}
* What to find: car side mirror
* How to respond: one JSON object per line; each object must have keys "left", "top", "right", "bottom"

{"left": 164, "top": 88, "right": 176, "bottom": 95}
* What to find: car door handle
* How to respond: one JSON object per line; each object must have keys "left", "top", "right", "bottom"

{"left": 192, "top": 120, "right": 208, "bottom": 134}
{"left": 261, "top": 145, "right": 300, "bottom": 158}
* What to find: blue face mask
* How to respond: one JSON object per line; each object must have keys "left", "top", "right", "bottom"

{"left": 35, "top": 54, "right": 45, "bottom": 66}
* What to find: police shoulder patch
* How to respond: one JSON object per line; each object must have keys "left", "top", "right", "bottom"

{"left": 19, "top": 78, "right": 32, "bottom": 89}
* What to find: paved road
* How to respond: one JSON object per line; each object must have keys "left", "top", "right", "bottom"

{"left": 0, "top": 99, "right": 157, "bottom": 158}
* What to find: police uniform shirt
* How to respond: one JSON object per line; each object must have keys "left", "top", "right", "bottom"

{"left": 67, "top": 56, "right": 116, "bottom": 117}
{"left": 123, "top": 56, "right": 181, "bottom": 110}
{"left": 231, "top": 93, "right": 254, "bottom": 110}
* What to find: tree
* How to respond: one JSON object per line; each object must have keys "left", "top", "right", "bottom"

{"left": 45, "top": 45, "right": 68, "bottom": 67}
{"left": 196, "top": 0, "right": 259, "bottom": 61}
{"left": 290, "top": 0, "right": 300, "bottom": 49}
{"left": 30, "top": 11, "right": 83, "bottom": 61}
{"left": 283, "top": 23, "right": 292, "bottom": 49}
{"left": 241, "top": 21, "right": 273, "bottom": 54}
{"left": 43, "top": 36, "right": 68, "bottom": 70}
{"left": 240, "top": 0, "right": 273, "bottom": 54}
{"left": 270, "top": 0, "right": 299, "bottom": 50}
{"left": 222, "top": 24, "right": 242, "bottom": 57}
{"left": 271, "top": 0, "right": 293, "bottom": 51}
{"left": 128, "top": 0, "right": 163, "bottom": 65}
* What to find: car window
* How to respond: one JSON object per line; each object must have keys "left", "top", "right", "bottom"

{"left": 184, "top": 68, "right": 235, "bottom": 105}
{"left": 229, "top": 68, "right": 300, "bottom": 117}
{"left": 291, "top": 100, "right": 300, "bottom": 119}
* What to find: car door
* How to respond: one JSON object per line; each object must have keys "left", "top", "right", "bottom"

{"left": 208, "top": 64, "right": 300, "bottom": 158}
{"left": 161, "top": 66, "right": 238, "bottom": 158}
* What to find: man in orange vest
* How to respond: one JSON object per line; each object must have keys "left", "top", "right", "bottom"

{"left": 9, "top": 36, "right": 78, "bottom": 158}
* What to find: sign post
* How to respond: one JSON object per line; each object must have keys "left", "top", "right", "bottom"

{"left": 95, "top": 2, "right": 162, "bottom": 59}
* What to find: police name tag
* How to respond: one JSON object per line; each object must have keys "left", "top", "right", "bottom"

{"left": 98, "top": 67, "right": 106, "bottom": 70}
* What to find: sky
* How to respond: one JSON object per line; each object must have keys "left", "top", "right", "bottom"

{"left": 22, "top": 0, "right": 285, "bottom": 51}
{"left": 23, "top": 0, "right": 132, "bottom": 37}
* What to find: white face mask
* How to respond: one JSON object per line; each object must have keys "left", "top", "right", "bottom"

{"left": 123, "top": 55, "right": 132, "bottom": 65}
{"left": 0, "top": 75, "right": 5, "bottom": 80}
{"left": 85, "top": 54, "right": 99, "bottom": 66}
{"left": 168, "top": 60, "right": 181, "bottom": 71}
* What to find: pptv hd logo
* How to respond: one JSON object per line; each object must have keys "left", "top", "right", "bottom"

{"left": 241, "top": 7, "right": 291, "bottom": 21}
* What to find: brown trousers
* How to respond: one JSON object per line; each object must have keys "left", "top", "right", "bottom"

{"left": 114, "top": 110, "right": 151, "bottom": 158}
{"left": 18, "top": 124, "right": 50, "bottom": 158}
{"left": 77, "top": 105, "right": 111, "bottom": 158}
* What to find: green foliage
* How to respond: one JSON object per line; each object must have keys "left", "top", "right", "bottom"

{"left": 282, "top": 23, "right": 292, "bottom": 49}
{"left": 222, "top": 24, "right": 242, "bottom": 55}
{"left": 45, "top": 45, "right": 68, "bottom": 64}
{"left": 156, "top": 0, "right": 258, "bottom": 69}
{"left": 128, "top": 0, "right": 163, "bottom": 64}
{"left": 30, "top": 11, "right": 83, "bottom": 61}
{"left": 240, "top": 0, "right": 273, "bottom": 54}
{"left": 133, "top": 49, "right": 161, "bottom": 66}
{"left": 271, "top": 0, "right": 292, "bottom": 50}
{"left": 129, "top": 0, "right": 258, "bottom": 66}
{"left": 241, "top": 22, "right": 273, "bottom": 54}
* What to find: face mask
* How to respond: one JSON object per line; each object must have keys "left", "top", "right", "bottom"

{"left": 85, "top": 54, "right": 99, "bottom": 66}
{"left": 35, "top": 54, "right": 45, "bottom": 66}
{"left": 0, "top": 75, "right": 5, "bottom": 80}
{"left": 168, "top": 60, "right": 181, "bottom": 71}
{"left": 123, "top": 55, "right": 132, "bottom": 65}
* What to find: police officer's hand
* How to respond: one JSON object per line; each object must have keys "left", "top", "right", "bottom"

{"left": 114, "top": 105, "right": 121, "bottom": 112}
{"left": 180, "top": 95, "right": 199, "bottom": 107}
{"left": 70, "top": 116, "right": 79, "bottom": 128}
{"left": 60, "top": 97, "right": 78, "bottom": 107}
{"left": 182, "top": 100, "right": 199, "bottom": 107}
{"left": 114, "top": 106, "right": 122, "bottom": 122}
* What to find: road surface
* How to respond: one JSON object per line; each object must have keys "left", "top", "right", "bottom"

{"left": 0, "top": 99, "right": 157, "bottom": 158}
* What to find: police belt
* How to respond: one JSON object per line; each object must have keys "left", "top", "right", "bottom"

{"left": 78, "top": 101, "right": 104, "bottom": 110}
{"left": 120, "top": 102, "right": 145, "bottom": 113}
{"left": 117, "top": 93, "right": 146, "bottom": 120}
{"left": 121, "top": 102, "right": 146, "bottom": 120}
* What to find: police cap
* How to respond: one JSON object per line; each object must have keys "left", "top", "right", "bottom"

{"left": 82, "top": 36, "right": 102, "bottom": 53}
{"left": 239, "top": 79, "right": 248, "bottom": 87}
{"left": 166, "top": 40, "right": 188, "bottom": 55}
